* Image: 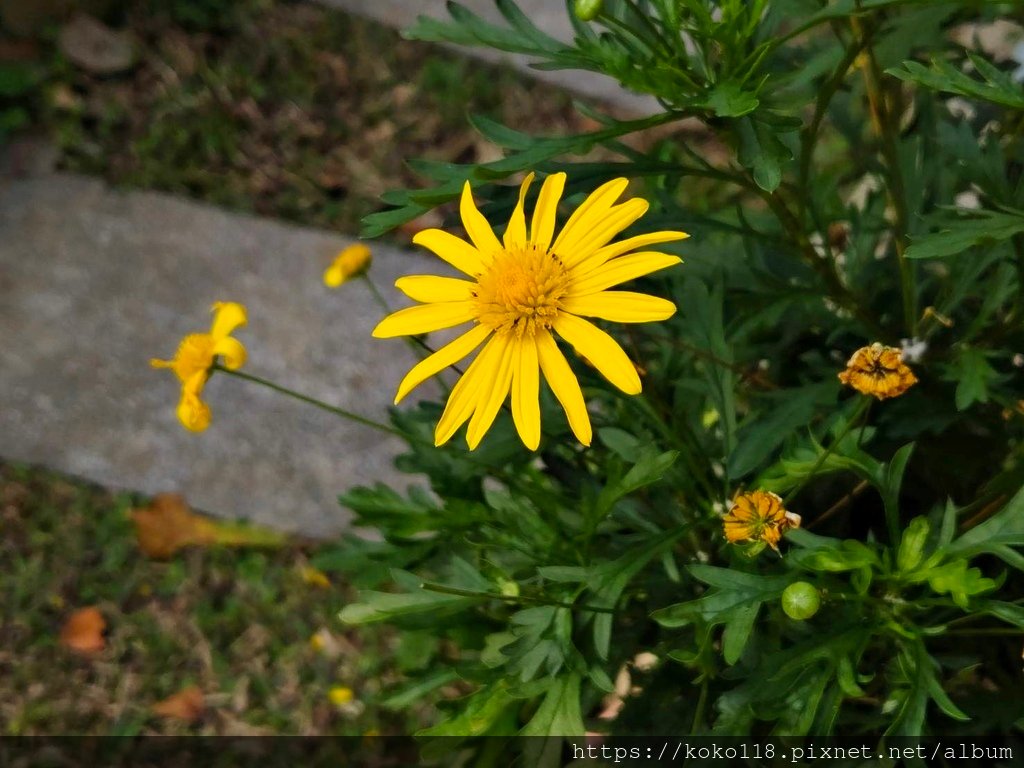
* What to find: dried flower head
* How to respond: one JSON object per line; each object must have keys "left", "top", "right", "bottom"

{"left": 723, "top": 490, "right": 801, "bottom": 550}
{"left": 838, "top": 342, "right": 917, "bottom": 400}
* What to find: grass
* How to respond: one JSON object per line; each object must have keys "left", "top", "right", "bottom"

{"left": 29, "top": 0, "right": 588, "bottom": 236}
{"left": 0, "top": 462, "right": 441, "bottom": 735}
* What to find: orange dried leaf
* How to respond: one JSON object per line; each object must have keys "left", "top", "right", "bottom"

{"left": 152, "top": 685, "right": 206, "bottom": 723}
{"left": 131, "top": 493, "right": 216, "bottom": 559}
{"left": 60, "top": 607, "right": 106, "bottom": 654}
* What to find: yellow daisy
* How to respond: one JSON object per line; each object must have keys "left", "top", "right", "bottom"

{"left": 722, "top": 490, "right": 801, "bottom": 551}
{"left": 372, "top": 173, "right": 687, "bottom": 450}
{"left": 151, "top": 302, "right": 247, "bottom": 432}
{"left": 838, "top": 342, "right": 917, "bottom": 400}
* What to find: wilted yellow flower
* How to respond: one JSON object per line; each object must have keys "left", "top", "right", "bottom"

{"left": 838, "top": 342, "right": 917, "bottom": 400}
{"left": 373, "top": 173, "right": 687, "bottom": 451}
{"left": 324, "top": 244, "right": 372, "bottom": 287}
{"left": 151, "top": 302, "right": 247, "bottom": 432}
{"left": 723, "top": 490, "right": 801, "bottom": 550}
{"left": 329, "top": 686, "right": 354, "bottom": 706}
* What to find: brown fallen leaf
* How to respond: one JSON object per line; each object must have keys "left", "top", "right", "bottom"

{"left": 152, "top": 686, "right": 205, "bottom": 723}
{"left": 131, "top": 493, "right": 288, "bottom": 559}
{"left": 60, "top": 607, "right": 106, "bottom": 654}
{"left": 131, "top": 493, "right": 217, "bottom": 559}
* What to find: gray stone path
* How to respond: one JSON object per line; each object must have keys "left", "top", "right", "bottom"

{"left": 0, "top": 172, "right": 442, "bottom": 537}
{"left": 322, "top": 0, "right": 657, "bottom": 113}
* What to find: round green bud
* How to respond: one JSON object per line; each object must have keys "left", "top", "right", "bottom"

{"left": 574, "top": 0, "right": 603, "bottom": 22}
{"left": 782, "top": 582, "right": 821, "bottom": 620}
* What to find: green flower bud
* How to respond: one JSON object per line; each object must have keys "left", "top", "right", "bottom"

{"left": 574, "top": 0, "right": 603, "bottom": 22}
{"left": 897, "top": 516, "right": 930, "bottom": 573}
{"left": 782, "top": 582, "right": 821, "bottom": 620}
{"left": 497, "top": 578, "right": 520, "bottom": 597}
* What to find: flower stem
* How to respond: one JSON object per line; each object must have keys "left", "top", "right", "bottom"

{"left": 213, "top": 365, "right": 404, "bottom": 439}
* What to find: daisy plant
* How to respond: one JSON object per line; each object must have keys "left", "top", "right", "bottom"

{"left": 153, "top": 0, "right": 1024, "bottom": 749}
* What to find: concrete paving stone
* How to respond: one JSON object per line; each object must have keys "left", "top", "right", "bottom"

{"left": 322, "top": 0, "right": 659, "bottom": 114}
{"left": 0, "top": 172, "right": 446, "bottom": 537}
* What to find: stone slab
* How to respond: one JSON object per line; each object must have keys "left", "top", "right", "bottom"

{"left": 0, "top": 173, "right": 441, "bottom": 537}
{"left": 321, "top": 0, "right": 658, "bottom": 114}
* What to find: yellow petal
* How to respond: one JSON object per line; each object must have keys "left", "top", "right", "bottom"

{"left": 323, "top": 263, "right": 347, "bottom": 288}
{"left": 511, "top": 337, "right": 541, "bottom": 450}
{"left": 395, "top": 324, "right": 491, "bottom": 403}
{"left": 212, "top": 336, "right": 247, "bottom": 370}
{"left": 466, "top": 334, "right": 514, "bottom": 450}
{"left": 372, "top": 302, "right": 476, "bottom": 338}
{"left": 536, "top": 331, "right": 591, "bottom": 446}
{"left": 394, "top": 275, "right": 476, "bottom": 303}
{"left": 177, "top": 372, "right": 211, "bottom": 432}
{"left": 503, "top": 172, "right": 534, "bottom": 249}
{"left": 580, "top": 230, "right": 690, "bottom": 271}
{"left": 561, "top": 291, "right": 677, "bottom": 323}
{"left": 559, "top": 199, "right": 649, "bottom": 267}
{"left": 459, "top": 181, "right": 502, "bottom": 258}
{"left": 412, "top": 229, "right": 488, "bottom": 277}
{"left": 434, "top": 335, "right": 504, "bottom": 445}
{"left": 210, "top": 302, "right": 247, "bottom": 340}
{"left": 324, "top": 244, "right": 371, "bottom": 287}
{"left": 567, "top": 252, "right": 682, "bottom": 295}
{"left": 553, "top": 313, "right": 641, "bottom": 395}
{"left": 551, "top": 178, "right": 628, "bottom": 259}
{"left": 530, "top": 172, "right": 566, "bottom": 251}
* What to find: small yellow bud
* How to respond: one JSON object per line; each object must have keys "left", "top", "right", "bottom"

{"left": 324, "top": 244, "right": 372, "bottom": 287}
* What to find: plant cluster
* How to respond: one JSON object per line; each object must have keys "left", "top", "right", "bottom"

{"left": 155, "top": 0, "right": 1024, "bottom": 746}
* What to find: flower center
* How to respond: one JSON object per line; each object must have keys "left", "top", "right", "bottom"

{"left": 474, "top": 245, "right": 569, "bottom": 337}
{"left": 172, "top": 334, "right": 216, "bottom": 381}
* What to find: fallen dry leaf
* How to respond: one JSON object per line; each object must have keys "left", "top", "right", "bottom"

{"left": 152, "top": 685, "right": 205, "bottom": 723}
{"left": 131, "top": 493, "right": 287, "bottom": 559}
{"left": 131, "top": 493, "right": 217, "bottom": 559}
{"left": 60, "top": 607, "right": 106, "bottom": 654}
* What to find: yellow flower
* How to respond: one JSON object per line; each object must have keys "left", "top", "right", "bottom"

{"left": 324, "top": 244, "right": 372, "bottom": 287}
{"left": 151, "top": 302, "right": 247, "bottom": 432}
{"left": 722, "top": 490, "right": 801, "bottom": 550}
{"left": 838, "top": 342, "right": 917, "bottom": 400}
{"left": 329, "top": 686, "right": 354, "bottom": 706}
{"left": 372, "top": 174, "right": 687, "bottom": 450}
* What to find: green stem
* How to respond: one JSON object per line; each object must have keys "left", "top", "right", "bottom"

{"left": 852, "top": 13, "right": 917, "bottom": 336}
{"left": 213, "top": 365, "right": 404, "bottom": 438}
{"left": 783, "top": 397, "right": 872, "bottom": 506}
{"left": 419, "top": 582, "right": 616, "bottom": 614}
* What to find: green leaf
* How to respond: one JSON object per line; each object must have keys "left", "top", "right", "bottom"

{"left": 790, "top": 540, "right": 880, "bottom": 573}
{"left": 945, "top": 483, "right": 1024, "bottom": 569}
{"left": 520, "top": 674, "right": 585, "bottom": 736}
{"left": 727, "top": 383, "right": 835, "bottom": 478}
{"left": 418, "top": 682, "right": 516, "bottom": 736}
{"left": 887, "top": 54, "right": 1024, "bottom": 110}
{"left": 904, "top": 208, "right": 1024, "bottom": 259}
{"left": 702, "top": 81, "right": 760, "bottom": 117}
{"left": 736, "top": 115, "right": 792, "bottom": 192}
{"left": 594, "top": 449, "right": 677, "bottom": 518}
{"left": 722, "top": 603, "right": 759, "bottom": 665}
{"left": 382, "top": 670, "right": 460, "bottom": 710}
{"left": 880, "top": 443, "right": 915, "bottom": 524}
{"left": 951, "top": 346, "right": 999, "bottom": 411}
